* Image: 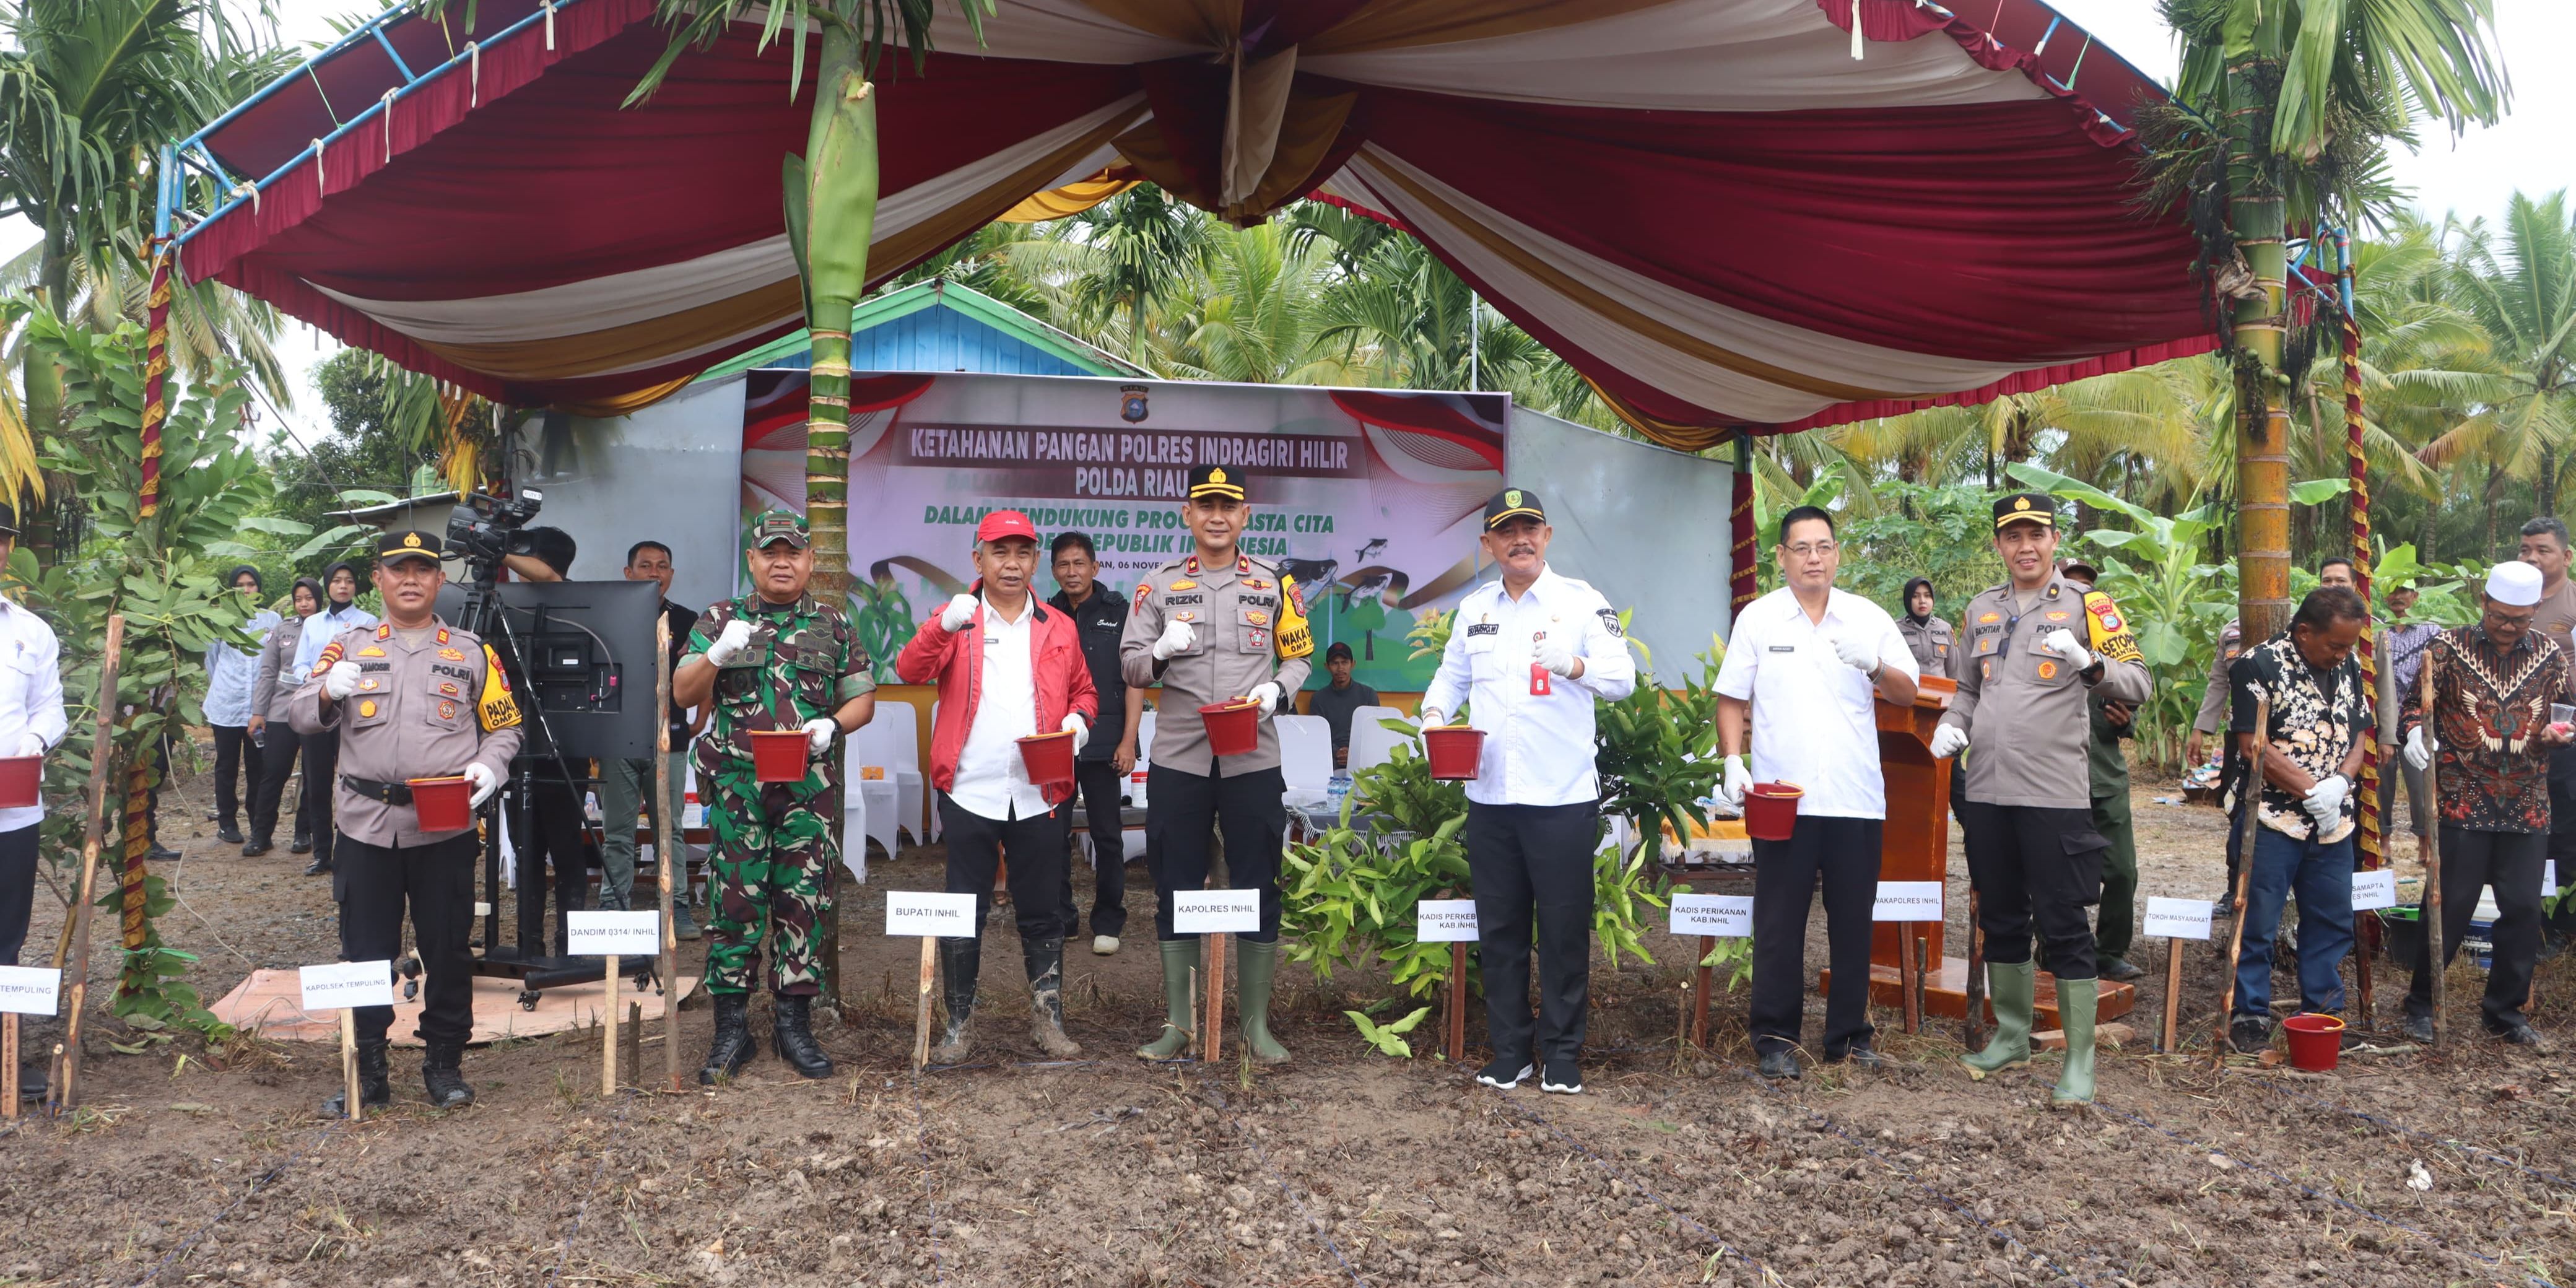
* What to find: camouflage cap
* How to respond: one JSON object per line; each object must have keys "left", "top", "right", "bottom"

{"left": 749, "top": 508, "right": 811, "bottom": 550}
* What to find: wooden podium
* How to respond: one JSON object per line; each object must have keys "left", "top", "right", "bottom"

{"left": 1818, "top": 675, "right": 2135, "bottom": 1028}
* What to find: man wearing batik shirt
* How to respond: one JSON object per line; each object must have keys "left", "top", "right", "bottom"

{"left": 2222, "top": 588, "right": 2371, "bottom": 1053}
{"left": 2398, "top": 560, "right": 2572, "bottom": 1047}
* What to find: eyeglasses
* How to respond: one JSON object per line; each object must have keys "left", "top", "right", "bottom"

{"left": 1783, "top": 541, "right": 1838, "bottom": 558}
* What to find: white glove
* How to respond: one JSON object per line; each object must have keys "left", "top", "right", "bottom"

{"left": 13, "top": 733, "right": 42, "bottom": 757}
{"left": 1718, "top": 754, "right": 1752, "bottom": 809}
{"left": 463, "top": 762, "right": 499, "bottom": 809}
{"left": 705, "top": 618, "right": 755, "bottom": 667}
{"left": 1151, "top": 619, "right": 1195, "bottom": 661}
{"left": 803, "top": 716, "right": 838, "bottom": 754}
{"left": 939, "top": 593, "right": 978, "bottom": 632}
{"left": 2404, "top": 725, "right": 2432, "bottom": 770}
{"left": 1830, "top": 631, "right": 1881, "bottom": 674}
{"left": 2040, "top": 628, "right": 2093, "bottom": 672}
{"left": 1416, "top": 707, "right": 1446, "bottom": 728}
{"left": 323, "top": 659, "right": 363, "bottom": 701}
{"left": 1929, "top": 724, "right": 1969, "bottom": 759}
{"left": 2304, "top": 773, "right": 2349, "bottom": 827}
{"left": 1533, "top": 637, "right": 1578, "bottom": 677}
{"left": 1061, "top": 711, "right": 1089, "bottom": 755}
{"left": 1246, "top": 682, "right": 1281, "bottom": 713}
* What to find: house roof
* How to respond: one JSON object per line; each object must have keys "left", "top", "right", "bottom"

{"left": 693, "top": 279, "right": 1147, "bottom": 383}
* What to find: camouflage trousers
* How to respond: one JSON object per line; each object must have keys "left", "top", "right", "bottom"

{"left": 702, "top": 771, "right": 838, "bottom": 996}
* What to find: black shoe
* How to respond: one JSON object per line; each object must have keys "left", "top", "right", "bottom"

{"left": 422, "top": 1041, "right": 475, "bottom": 1108}
{"left": 771, "top": 994, "right": 833, "bottom": 1079}
{"left": 1476, "top": 1057, "right": 1533, "bottom": 1089}
{"left": 2214, "top": 894, "right": 2235, "bottom": 918}
{"left": 290, "top": 835, "right": 313, "bottom": 855}
{"left": 1539, "top": 1058, "right": 1583, "bottom": 1095}
{"left": 2097, "top": 956, "right": 2146, "bottom": 983}
{"left": 321, "top": 1040, "right": 393, "bottom": 1117}
{"left": 2489, "top": 1020, "right": 2549, "bottom": 1049}
{"left": 700, "top": 993, "right": 757, "bottom": 1084}
{"left": 215, "top": 825, "right": 243, "bottom": 845}
{"left": 17, "top": 1062, "right": 46, "bottom": 1104}
{"left": 240, "top": 839, "right": 272, "bottom": 857}
{"left": 147, "top": 844, "right": 181, "bottom": 862}
{"left": 1757, "top": 1048, "right": 1801, "bottom": 1080}
{"left": 303, "top": 856, "right": 331, "bottom": 876}
{"left": 1836, "top": 1045, "right": 1891, "bottom": 1071}
{"left": 2403, "top": 1013, "right": 2434, "bottom": 1044}
{"left": 2229, "top": 1014, "right": 2272, "bottom": 1053}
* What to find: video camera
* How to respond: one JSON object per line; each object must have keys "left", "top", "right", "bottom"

{"left": 446, "top": 488, "right": 547, "bottom": 572}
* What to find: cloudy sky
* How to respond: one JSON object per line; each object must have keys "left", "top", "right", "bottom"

{"left": 6, "top": 0, "right": 2570, "bottom": 438}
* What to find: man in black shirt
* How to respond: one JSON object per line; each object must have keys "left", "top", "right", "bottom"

{"left": 599, "top": 541, "right": 704, "bottom": 937}
{"left": 1305, "top": 642, "right": 1379, "bottom": 769}
{"left": 1048, "top": 533, "right": 1140, "bottom": 955}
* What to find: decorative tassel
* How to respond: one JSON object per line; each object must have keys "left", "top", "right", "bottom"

{"left": 312, "top": 138, "right": 326, "bottom": 197}
{"left": 1851, "top": 0, "right": 1865, "bottom": 59}
{"left": 383, "top": 89, "right": 399, "bottom": 162}
{"left": 544, "top": 0, "right": 556, "bottom": 51}
{"left": 231, "top": 181, "right": 259, "bottom": 215}
{"left": 469, "top": 41, "right": 480, "bottom": 106}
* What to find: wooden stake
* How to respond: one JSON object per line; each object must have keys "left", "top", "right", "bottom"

{"left": 339, "top": 1007, "right": 361, "bottom": 1124}
{"left": 1447, "top": 941, "right": 1468, "bottom": 1063}
{"left": 58, "top": 613, "right": 124, "bottom": 1110}
{"left": 1691, "top": 934, "right": 1714, "bottom": 1049}
{"left": 3, "top": 1012, "right": 19, "bottom": 1120}
{"left": 1898, "top": 922, "right": 1920, "bottom": 1035}
{"left": 602, "top": 954, "right": 619, "bottom": 1095}
{"left": 912, "top": 935, "right": 936, "bottom": 1069}
{"left": 1912, "top": 934, "right": 1930, "bottom": 1035}
{"left": 2213, "top": 697, "right": 2268, "bottom": 1068}
{"left": 2160, "top": 937, "right": 2184, "bottom": 1053}
{"left": 654, "top": 614, "right": 682, "bottom": 1093}
{"left": 1202, "top": 933, "right": 1227, "bottom": 1065}
{"left": 1964, "top": 892, "right": 1986, "bottom": 1050}
{"left": 624, "top": 1002, "right": 642, "bottom": 1082}
{"left": 2419, "top": 659, "right": 2447, "bottom": 1050}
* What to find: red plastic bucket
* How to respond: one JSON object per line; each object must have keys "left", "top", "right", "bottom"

{"left": 407, "top": 776, "right": 473, "bottom": 832}
{"left": 1017, "top": 730, "right": 1077, "bottom": 788}
{"left": 1422, "top": 725, "right": 1486, "bottom": 781}
{"left": 749, "top": 728, "right": 811, "bottom": 783}
{"left": 1744, "top": 781, "right": 1804, "bottom": 842}
{"left": 0, "top": 755, "right": 37, "bottom": 810}
{"left": 1199, "top": 701, "right": 1261, "bottom": 758}
{"left": 2282, "top": 1012, "right": 2344, "bottom": 1071}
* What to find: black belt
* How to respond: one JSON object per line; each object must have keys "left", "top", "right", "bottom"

{"left": 342, "top": 775, "right": 415, "bottom": 806}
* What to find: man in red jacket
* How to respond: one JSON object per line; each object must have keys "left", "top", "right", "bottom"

{"left": 897, "top": 510, "right": 1099, "bottom": 1062}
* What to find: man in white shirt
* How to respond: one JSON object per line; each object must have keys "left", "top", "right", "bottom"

{"left": 1421, "top": 489, "right": 1637, "bottom": 1095}
{"left": 0, "top": 504, "right": 69, "bottom": 1103}
{"left": 1714, "top": 506, "right": 1919, "bottom": 1080}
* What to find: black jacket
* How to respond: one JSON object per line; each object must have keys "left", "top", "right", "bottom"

{"left": 1048, "top": 585, "right": 1128, "bottom": 759}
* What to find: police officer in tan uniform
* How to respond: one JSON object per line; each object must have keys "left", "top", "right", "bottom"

{"left": 294, "top": 531, "right": 523, "bottom": 1115}
{"left": 1930, "top": 494, "right": 2149, "bottom": 1107}
{"left": 1120, "top": 463, "right": 1313, "bottom": 1063}
{"left": 1898, "top": 577, "right": 1959, "bottom": 679}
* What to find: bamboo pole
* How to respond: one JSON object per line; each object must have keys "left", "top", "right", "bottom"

{"left": 1911, "top": 934, "right": 1930, "bottom": 1037}
{"left": 1964, "top": 892, "right": 1986, "bottom": 1050}
{"left": 56, "top": 614, "right": 125, "bottom": 1110}
{"left": 1691, "top": 934, "right": 1714, "bottom": 1049}
{"left": 912, "top": 936, "right": 935, "bottom": 1069}
{"left": 4, "top": 1012, "right": 19, "bottom": 1120}
{"left": 1447, "top": 941, "right": 1467, "bottom": 1063}
{"left": 602, "top": 954, "right": 619, "bottom": 1095}
{"left": 654, "top": 616, "right": 682, "bottom": 1093}
{"left": 339, "top": 1007, "right": 360, "bottom": 1123}
{"left": 1202, "top": 933, "right": 1227, "bottom": 1064}
{"left": 2419, "top": 658, "right": 2447, "bottom": 1050}
{"left": 2213, "top": 698, "right": 2269, "bottom": 1066}
{"left": 1898, "top": 922, "right": 1920, "bottom": 1035}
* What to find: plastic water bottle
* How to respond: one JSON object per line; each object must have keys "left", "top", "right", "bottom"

{"left": 1327, "top": 772, "right": 1352, "bottom": 816}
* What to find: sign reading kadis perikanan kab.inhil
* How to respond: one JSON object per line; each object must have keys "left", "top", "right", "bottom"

{"left": 742, "top": 372, "right": 1510, "bottom": 690}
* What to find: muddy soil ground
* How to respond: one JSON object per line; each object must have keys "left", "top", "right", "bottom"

{"left": 0, "top": 749, "right": 2570, "bottom": 1287}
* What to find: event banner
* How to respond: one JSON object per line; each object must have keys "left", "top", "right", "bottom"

{"left": 742, "top": 372, "right": 1508, "bottom": 690}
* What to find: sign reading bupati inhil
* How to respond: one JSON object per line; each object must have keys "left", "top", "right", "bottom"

{"left": 742, "top": 372, "right": 1508, "bottom": 690}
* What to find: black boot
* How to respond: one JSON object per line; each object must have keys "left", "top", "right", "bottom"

{"left": 930, "top": 938, "right": 980, "bottom": 1064}
{"left": 771, "top": 994, "right": 833, "bottom": 1079}
{"left": 321, "top": 1040, "right": 391, "bottom": 1117}
{"left": 1022, "top": 936, "right": 1081, "bottom": 1058}
{"left": 699, "top": 992, "right": 757, "bottom": 1084}
{"left": 421, "top": 1041, "right": 474, "bottom": 1108}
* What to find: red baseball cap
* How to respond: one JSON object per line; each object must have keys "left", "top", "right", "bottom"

{"left": 975, "top": 510, "right": 1038, "bottom": 544}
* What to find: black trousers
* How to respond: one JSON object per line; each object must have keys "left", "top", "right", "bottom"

{"left": 2406, "top": 826, "right": 2546, "bottom": 1031}
{"left": 1147, "top": 762, "right": 1286, "bottom": 942}
{"left": 337, "top": 831, "right": 478, "bottom": 1045}
{"left": 2548, "top": 749, "right": 2576, "bottom": 934}
{"left": 1960, "top": 801, "right": 2105, "bottom": 981}
{"left": 1058, "top": 759, "right": 1129, "bottom": 938}
{"left": 1467, "top": 799, "right": 1598, "bottom": 1066}
{"left": 514, "top": 777, "right": 591, "bottom": 959}
{"left": 0, "top": 824, "right": 39, "bottom": 966}
{"left": 249, "top": 724, "right": 301, "bottom": 844}
{"left": 211, "top": 724, "right": 250, "bottom": 829}
{"left": 258, "top": 728, "right": 338, "bottom": 859}
{"left": 1749, "top": 814, "right": 1882, "bottom": 1058}
{"left": 940, "top": 793, "right": 1070, "bottom": 942}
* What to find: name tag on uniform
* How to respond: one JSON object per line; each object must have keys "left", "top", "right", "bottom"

{"left": 1768, "top": 645, "right": 1795, "bottom": 652}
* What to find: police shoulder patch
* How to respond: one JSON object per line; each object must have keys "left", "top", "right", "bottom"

{"left": 1596, "top": 607, "right": 1624, "bottom": 638}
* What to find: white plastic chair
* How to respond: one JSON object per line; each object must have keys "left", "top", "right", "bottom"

{"left": 1275, "top": 715, "right": 1332, "bottom": 794}
{"left": 1344, "top": 704, "right": 1414, "bottom": 775}
{"left": 842, "top": 738, "right": 901, "bottom": 876}
{"left": 851, "top": 699, "right": 926, "bottom": 844}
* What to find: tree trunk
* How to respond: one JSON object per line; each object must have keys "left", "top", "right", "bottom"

{"left": 2225, "top": 20, "right": 2293, "bottom": 643}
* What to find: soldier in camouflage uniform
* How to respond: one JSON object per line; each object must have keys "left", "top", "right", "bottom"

{"left": 674, "top": 510, "right": 876, "bottom": 1084}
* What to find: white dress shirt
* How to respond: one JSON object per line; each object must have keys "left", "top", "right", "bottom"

{"left": 1421, "top": 566, "right": 1638, "bottom": 807}
{"left": 1713, "top": 585, "right": 1918, "bottom": 820}
{"left": 950, "top": 595, "right": 1050, "bottom": 822}
{"left": 204, "top": 610, "right": 281, "bottom": 728}
{"left": 0, "top": 595, "right": 67, "bottom": 832}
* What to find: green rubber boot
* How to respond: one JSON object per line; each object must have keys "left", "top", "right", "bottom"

{"left": 1136, "top": 939, "right": 1200, "bottom": 1060}
{"left": 1235, "top": 939, "right": 1292, "bottom": 1065}
{"left": 1962, "top": 959, "right": 2035, "bottom": 1079}
{"left": 2051, "top": 977, "right": 2098, "bottom": 1107}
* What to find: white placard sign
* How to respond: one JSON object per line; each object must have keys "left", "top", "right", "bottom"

{"left": 566, "top": 910, "right": 662, "bottom": 957}
{"left": 1417, "top": 900, "right": 1479, "bottom": 942}
{"left": 0, "top": 965, "right": 61, "bottom": 1016}
{"left": 1173, "top": 890, "right": 1260, "bottom": 934}
{"left": 1669, "top": 894, "right": 1754, "bottom": 938}
{"left": 1872, "top": 881, "right": 1944, "bottom": 922}
{"left": 886, "top": 892, "right": 980, "bottom": 938}
{"left": 2351, "top": 868, "right": 2398, "bottom": 912}
{"left": 2143, "top": 897, "right": 2214, "bottom": 941}
{"left": 2546, "top": 861, "right": 2562, "bottom": 899}
{"left": 299, "top": 960, "right": 396, "bottom": 1012}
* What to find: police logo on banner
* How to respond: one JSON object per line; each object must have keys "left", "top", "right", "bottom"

{"left": 1120, "top": 384, "right": 1150, "bottom": 424}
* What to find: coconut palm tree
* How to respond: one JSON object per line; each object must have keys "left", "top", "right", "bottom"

{"left": 2442, "top": 191, "right": 2576, "bottom": 519}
